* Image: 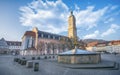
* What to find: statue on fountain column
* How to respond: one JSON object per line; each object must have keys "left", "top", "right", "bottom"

{"left": 68, "top": 11, "right": 86, "bottom": 50}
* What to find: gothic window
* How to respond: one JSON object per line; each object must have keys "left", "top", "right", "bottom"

{"left": 43, "top": 34, "right": 45, "bottom": 38}
{"left": 27, "top": 39, "right": 29, "bottom": 48}
{"left": 45, "top": 34, "right": 48, "bottom": 39}
{"left": 50, "top": 35, "right": 53, "bottom": 39}
{"left": 48, "top": 35, "right": 50, "bottom": 39}
{"left": 41, "top": 34, "right": 43, "bottom": 38}
{"left": 53, "top": 36, "right": 55, "bottom": 39}
{"left": 32, "top": 39, "right": 34, "bottom": 47}
{"left": 55, "top": 36, "right": 59, "bottom": 40}
{"left": 39, "top": 34, "right": 41, "bottom": 38}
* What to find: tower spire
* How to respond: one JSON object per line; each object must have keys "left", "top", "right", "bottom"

{"left": 70, "top": 11, "right": 73, "bottom": 15}
{"left": 68, "top": 11, "right": 77, "bottom": 38}
{"left": 68, "top": 11, "right": 78, "bottom": 48}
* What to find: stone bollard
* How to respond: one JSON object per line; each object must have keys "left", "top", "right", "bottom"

{"left": 26, "top": 61, "right": 33, "bottom": 68}
{"left": 44, "top": 56, "right": 47, "bottom": 59}
{"left": 18, "top": 59, "right": 22, "bottom": 64}
{"left": 14, "top": 58, "right": 19, "bottom": 62}
{"left": 34, "top": 62, "right": 39, "bottom": 71}
{"left": 21, "top": 59, "right": 27, "bottom": 65}
{"left": 19, "top": 57, "right": 26, "bottom": 65}
{"left": 53, "top": 56, "right": 55, "bottom": 59}
{"left": 22, "top": 57, "right": 25, "bottom": 59}
{"left": 32, "top": 57, "right": 35, "bottom": 60}
{"left": 37, "top": 57, "right": 40, "bottom": 60}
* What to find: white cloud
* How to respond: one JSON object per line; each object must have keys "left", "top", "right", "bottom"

{"left": 75, "top": 4, "right": 80, "bottom": 11}
{"left": 74, "top": 6, "right": 109, "bottom": 30}
{"left": 101, "top": 24, "right": 120, "bottom": 37}
{"left": 104, "top": 17, "right": 114, "bottom": 23}
{"left": 19, "top": 0, "right": 69, "bottom": 34}
{"left": 83, "top": 24, "right": 120, "bottom": 39}
{"left": 19, "top": 0, "right": 113, "bottom": 34}
{"left": 110, "top": 5, "right": 118, "bottom": 10}
{"left": 83, "top": 30, "right": 99, "bottom": 39}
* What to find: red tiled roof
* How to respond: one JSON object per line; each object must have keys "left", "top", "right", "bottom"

{"left": 23, "top": 31, "right": 36, "bottom": 38}
{"left": 110, "top": 40, "right": 120, "bottom": 45}
{"left": 87, "top": 41, "right": 98, "bottom": 47}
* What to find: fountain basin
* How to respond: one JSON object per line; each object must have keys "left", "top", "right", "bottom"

{"left": 58, "top": 49, "right": 101, "bottom": 64}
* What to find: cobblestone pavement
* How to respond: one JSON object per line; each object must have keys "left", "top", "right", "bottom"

{"left": 0, "top": 54, "right": 120, "bottom": 75}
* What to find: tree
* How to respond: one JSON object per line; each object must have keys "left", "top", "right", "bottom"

{"left": 37, "top": 41, "right": 45, "bottom": 55}
{"left": 60, "top": 37, "right": 67, "bottom": 52}
{"left": 78, "top": 40, "right": 86, "bottom": 50}
{"left": 47, "top": 43, "right": 51, "bottom": 54}
{"left": 67, "top": 38, "right": 74, "bottom": 50}
{"left": 51, "top": 42, "right": 55, "bottom": 55}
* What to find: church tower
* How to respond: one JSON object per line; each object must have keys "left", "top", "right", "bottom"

{"left": 68, "top": 11, "right": 77, "bottom": 39}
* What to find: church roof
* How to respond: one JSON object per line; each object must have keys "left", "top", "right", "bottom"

{"left": 38, "top": 30, "right": 68, "bottom": 40}
{"left": 23, "top": 31, "right": 36, "bottom": 38}
{"left": 38, "top": 30, "right": 64, "bottom": 37}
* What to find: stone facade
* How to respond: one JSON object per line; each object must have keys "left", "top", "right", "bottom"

{"left": 21, "top": 27, "right": 72, "bottom": 55}
{"left": 58, "top": 54, "right": 101, "bottom": 64}
{"left": 68, "top": 11, "right": 77, "bottom": 39}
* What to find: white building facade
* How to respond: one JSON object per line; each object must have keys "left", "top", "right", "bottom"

{"left": 7, "top": 41, "right": 22, "bottom": 54}
{"left": 0, "top": 38, "right": 22, "bottom": 54}
{"left": 0, "top": 38, "right": 9, "bottom": 54}
{"left": 86, "top": 41, "right": 120, "bottom": 53}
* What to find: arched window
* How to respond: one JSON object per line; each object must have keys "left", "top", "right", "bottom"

{"left": 41, "top": 34, "right": 43, "bottom": 38}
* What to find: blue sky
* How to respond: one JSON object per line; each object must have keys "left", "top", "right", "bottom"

{"left": 0, "top": 0, "right": 120, "bottom": 41}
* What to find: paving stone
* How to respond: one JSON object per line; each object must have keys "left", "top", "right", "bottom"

{"left": 0, "top": 54, "right": 120, "bottom": 75}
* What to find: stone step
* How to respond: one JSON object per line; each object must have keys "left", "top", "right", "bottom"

{"left": 58, "top": 61, "right": 119, "bottom": 70}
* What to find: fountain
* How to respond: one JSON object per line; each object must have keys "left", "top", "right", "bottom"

{"left": 58, "top": 11, "right": 101, "bottom": 64}
{"left": 58, "top": 45, "right": 101, "bottom": 64}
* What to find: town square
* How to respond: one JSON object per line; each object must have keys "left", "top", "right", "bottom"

{"left": 0, "top": 0, "right": 120, "bottom": 75}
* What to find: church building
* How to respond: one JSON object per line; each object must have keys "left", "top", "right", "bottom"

{"left": 21, "top": 12, "right": 77, "bottom": 55}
